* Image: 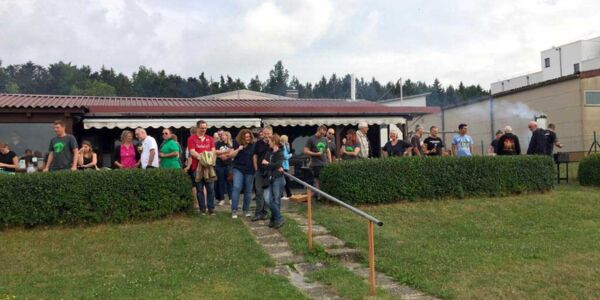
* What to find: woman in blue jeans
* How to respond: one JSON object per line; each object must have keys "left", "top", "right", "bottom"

{"left": 229, "top": 129, "right": 255, "bottom": 219}
{"left": 215, "top": 131, "right": 233, "bottom": 206}
{"left": 260, "top": 134, "right": 285, "bottom": 228}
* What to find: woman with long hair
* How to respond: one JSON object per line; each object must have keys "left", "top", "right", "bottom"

{"left": 78, "top": 140, "right": 98, "bottom": 170}
{"left": 215, "top": 131, "right": 233, "bottom": 206}
{"left": 114, "top": 130, "right": 140, "bottom": 169}
{"left": 340, "top": 129, "right": 361, "bottom": 160}
{"left": 261, "top": 134, "right": 285, "bottom": 228}
{"left": 228, "top": 129, "right": 255, "bottom": 218}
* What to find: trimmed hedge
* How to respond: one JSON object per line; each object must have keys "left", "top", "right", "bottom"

{"left": 0, "top": 169, "right": 193, "bottom": 228}
{"left": 320, "top": 156, "right": 555, "bottom": 204}
{"left": 578, "top": 154, "right": 600, "bottom": 186}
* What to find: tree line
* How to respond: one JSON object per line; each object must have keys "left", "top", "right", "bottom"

{"left": 0, "top": 60, "right": 489, "bottom": 106}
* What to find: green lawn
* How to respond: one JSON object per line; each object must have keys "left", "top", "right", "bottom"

{"left": 307, "top": 184, "right": 600, "bottom": 299}
{"left": 0, "top": 214, "right": 307, "bottom": 299}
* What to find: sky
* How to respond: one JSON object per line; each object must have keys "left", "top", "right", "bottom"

{"left": 1, "top": 0, "right": 599, "bottom": 89}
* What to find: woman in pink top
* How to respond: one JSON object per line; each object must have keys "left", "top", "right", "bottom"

{"left": 114, "top": 130, "right": 140, "bottom": 169}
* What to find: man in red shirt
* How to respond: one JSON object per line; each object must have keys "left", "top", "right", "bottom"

{"left": 187, "top": 120, "right": 216, "bottom": 215}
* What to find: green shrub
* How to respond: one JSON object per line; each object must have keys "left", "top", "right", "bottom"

{"left": 0, "top": 169, "right": 193, "bottom": 228}
{"left": 578, "top": 154, "right": 600, "bottom": 186}
{"left": 319, "top": 156, "right": 555, "bottom": 204}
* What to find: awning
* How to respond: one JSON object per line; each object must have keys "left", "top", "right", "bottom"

{"left": 261, "top": 116, "right": 406, "bottom": 127}
{"left": 83, "top": 118, "right": 262, "bottom": 129}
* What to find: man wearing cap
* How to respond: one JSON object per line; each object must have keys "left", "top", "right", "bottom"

{"left": 452, "top": 123, "right": 473, "bottom": 157}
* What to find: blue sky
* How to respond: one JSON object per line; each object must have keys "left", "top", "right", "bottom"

{"left": 1, "top": 0, "right": 599, "bottom": 89}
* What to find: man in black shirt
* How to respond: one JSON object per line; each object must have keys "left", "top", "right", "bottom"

{"left": 423, "top": 126, "right": 445, "bottom": 156}
{"left": 496, "top": 126, "right": 521, "bottom": 155}
{"left": 0, "top": 143, "right": 19, "bottom": 173}
{"left": 489, "top": 130, "right": 503, "bottom": 155}
{"left": 411, "top": 125, "right": 424, "bottom": 156}
{"left": 527, "top": 121, "right": 547, "bottom": 155}
{"left": 545, "top": 123, "right": 563, "bottom": 155}
{"left": 252, "top": 126, "right": 272, "bottom": 221}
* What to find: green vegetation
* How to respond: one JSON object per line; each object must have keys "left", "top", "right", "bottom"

{"left": 578, "top": 154, "right": 600, "bottom": 186}
{"left": 320, "top": 155, "right": 555, "bottom": 204}
{"left": 0, "top": 169, "right": 192, "bottom": 228}
{"left": 305, "top": 184, "right": 600, "bottom": 299}
{"left": 0, "top": 214, "right": 307, "bottom": 299}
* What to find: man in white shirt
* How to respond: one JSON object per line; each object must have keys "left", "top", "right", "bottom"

{"left": 135, "top": 127, "right": 159, "bottom": 169}
{"left": 356, "top": 121, "right": 370, "bottom": 158}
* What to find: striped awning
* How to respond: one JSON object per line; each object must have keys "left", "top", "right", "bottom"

{"left": 261, "top": 116, "right": 406, "bottom": 127}
{"left": 83, "top": 118, "right": 262, "bottom": 129}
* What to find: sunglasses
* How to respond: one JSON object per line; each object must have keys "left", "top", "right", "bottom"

{"left": 162, "top": 132, "right": 169, "bottom": 135}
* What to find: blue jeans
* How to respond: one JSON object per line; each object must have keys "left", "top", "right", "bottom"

{"left": 264, "top": 176, "right": 285, "bottom": 221}
{"left": 193, "top": 171, "right": 215, "bottom": 212}
{"left": 215, "top": 164, "right": 233, "bottom": 201}
{"left": 254, "top": 171, "right": 268, "bottom": 217}
{"left": 231, "top": 168, "right": 253, "bottom": 214}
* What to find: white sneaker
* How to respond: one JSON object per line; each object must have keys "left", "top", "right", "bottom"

{"left": 281, "top": 197, "right": 290, "bottom": 201}
{"left": 218, "top": 200, "right": 225, "bottom": 206}
{"left": 244, "top": 212, "right": 252, "bottom": 217}
{"left": 232, "top": 213, "right": 238, "bottom": 219}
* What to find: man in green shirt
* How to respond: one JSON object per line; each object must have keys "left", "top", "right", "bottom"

{"left": 159, "top": 129, "right": 181, "bottom": 169}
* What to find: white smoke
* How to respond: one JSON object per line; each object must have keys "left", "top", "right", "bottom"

{"left": 494, "top": 100, "right": 542, "bottom": 120}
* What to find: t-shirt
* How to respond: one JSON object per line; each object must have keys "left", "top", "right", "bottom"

{"left": 327, "top": 139, "right": 337, "bottom": 160}
{"left": 452, "top": 135, "right": 473, "bottom": 157}
{"left": 545, "top": 130, "right": 557, "bottom": 155}
{"left": 410, "top": 135, "right": 423, "bottom": 156}
{"left": 0, "top": 150, "right": 17, "bottom": 172}
{"left": 141, "top": 136, "right": 159, "bottom": 169}
{"left": 382, "top": 140, "right": 412, "bottom": 157}
{"left": 305, "top": 135, "right": 328, "bottom": 167}
{"left": 115, "top": 144, "right": 138, "bottom": 169}
{"left": 160, "top": 139, "right": 181, "bottom": 169}
{"left": 216, "top": 141, "right": 233, "bottom": 167}
{"left": 341, "top": 142, "right": 360, "bottom": 160}
{"left": 48, "top": 134, "right": 78, "bottom": 171}
{"left": 423, "top": 136, "right": 444, "bottom": 156}
{"left": 233, "top": 141, "right": 255, "bottom": 174}
{"left": 187, "top": 134, "right": 214, "bottom": 171}
{"left": 490, "top": 139, "right": 499, "bottom": 154}
{"left": 253, "top": 139, "right": 270, "bottom": 171}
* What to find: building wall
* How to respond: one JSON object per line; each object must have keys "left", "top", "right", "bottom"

{"left": 541, "top": 41, "right": 583, "bottom": 81}
{"left": 493, "top": 78, "right": 583, "bottom": 152}
{"left": 491, "top": 72, "right": 543, "bottom": 94}
{"left": 580, "top": 75, "right": 600, "bottom": 151}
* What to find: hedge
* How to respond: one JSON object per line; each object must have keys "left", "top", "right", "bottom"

{"left": 0, "top": 169, "right": 193, "bottom": 228}
{"left": 578, "top": 154, "right": 600, "bottom": 186}
{"left": 320, "top": 156, "right": 555, "bottom": 204}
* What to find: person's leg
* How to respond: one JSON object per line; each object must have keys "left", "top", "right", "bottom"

{"left": 205, "top": 180, "right": 215, "bottom": 214}
{"left": 253, "top": 172, "right": 267, "bottom": 219}
{"left": 271, "top": 177, "right": 284, "bottom": 222}
{"left": 242, "top": 173, "right": 253, "bottom": 215}
{"left": 226, "top": 167, "right": 233, "bottom": 201}
{"left": 231, "top": 168, "right": 243, "bottom": 215}
{"left": 189, "top": 171, "right": 199, "bottom": 210}
{"left": 215, "top": 165, "right": 225, "bottom": 202}
{"left": 195, "top": 180, "right": 207, "bottom": 213}
{"left": 283, "top": 173, "right": 292, "bottom": 197}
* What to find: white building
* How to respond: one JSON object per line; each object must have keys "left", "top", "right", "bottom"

{"left": 378, "top": 92, "right": 430, "bottom": 107}
{"left": 491, "top": 36, "right": 600, "bottom": 94}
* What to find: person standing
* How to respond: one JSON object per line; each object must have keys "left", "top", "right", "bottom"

{"left": 215, "top": 131, "right": 233, "bottom": 206}
{"left": 43, "top": 120, "right": 79, "bottom": 172}
{"left": 423, "top": 126, "right": 445, "bottom": 156}
{"left": 159, "top": 128, "right": 181, "bottom": 169}
{"left": 356, "top": 122, "right": 370, "bottom": 158}
{"left": 135, "top": 128, "right": 159, "bottom": 169}
{"left": 496, "top": 126, "right": 521, "bottom": 155}
{"left": 411, "top": 125, "right": 424, "bottom": 156}
{"left": 78, "top": 140, "right": 98, "bottom": 170}
{"left": 340, "top": 129, "right": 361, "bottom": 160}
{"left": 0, "top": 143, "right": 19, "bottom": 173}
{"left": 382, "top": 130, "right": 412, "bottom": 157}
{"left": 527, "top": 121, "right": 547, "bottom": 155}
{"left": 488, "top": 130, "right": 503, "bottom": 155}
{"left": 188, "top": 120, "right": 217, "bottom": 215}
{"left": 451, "top": 123, "right": 473, "bottom": 157}
{"left": 261, "top": 134, "right": 286, "bottom": 229}
{"left": 304, "top": 125, "right": 331, "bottom": 202}
{"left": 114, "top": 130, "right": 140, "bottom": 169}
{"left": 545, "top": 123, "right": 563, "bottom": 155}
{"left": 326, "top": 128, "right": 337, "bottom": 162}
{"left": 229, "top": 129, "right": 255, "bottom": 218}
{"left": 280, "top": 135, "right": 293, "bottom": 199}
{"left": 252, "top": 126, "right": 273, "bottom": 221}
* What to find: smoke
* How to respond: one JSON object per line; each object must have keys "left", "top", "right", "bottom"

{"left": 494, "top": 100, "right": 542, "bottom": 120}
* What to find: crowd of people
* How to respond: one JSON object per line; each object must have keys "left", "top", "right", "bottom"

{"left": 0, "top": 118, "right": 564, "bottom": 228}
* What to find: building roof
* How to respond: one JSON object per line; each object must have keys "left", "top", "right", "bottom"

{"left": 0, "top": 93, "right": 440, "bottom": 117}
{"left": 377, "top": 92, "right": 431, "bottom": 104}
{"left": 194, "top": 89, "right": 294, "bottom": 100}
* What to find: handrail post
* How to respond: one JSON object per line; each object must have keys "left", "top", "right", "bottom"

{"left": 368, "top": 220, "right": 376, "bottom": 295}
{"left": 306, "top": 188, "right": 313, "bottom": 251}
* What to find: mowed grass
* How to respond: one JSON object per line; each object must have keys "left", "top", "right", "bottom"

{"left": 0, "top": 214, "right": 307, "bottom": 300}
{"left": 307, "top": 184, "right": 600, "bottom": 299}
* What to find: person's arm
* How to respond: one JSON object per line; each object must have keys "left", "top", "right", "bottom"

{"left": 148, "top": 149, "right": 156, "bottom": 165}
{"left": 515, "top": 138, "right": 521, "bottom": 155}
{"left": 77, "top": 150, "right": 84, "bottom": 167}
{"left": 422, "top": 143, "right": 428, "bottom": 155}
{"left": 0, "top": 155, "right": 19, "bottom": 170}
{"left": 381, "top": 146, "right": 388, "bottom": 158}
{"left": 70, "top": 148, "right": 78, "bottom": 171}
{"left": 451, "top": 143, "right": 457, "bottom": 156}
{"left": 412, "top": 141, "right": 421, "bottom": 156}
{"left": 352, "top": 146, "right": 361, "bottom": 157}
{"left": 44, "top": 152, "right": 54, "bottom": 172}
{"left": 327, "top": 148, "right": 332, "bottom": 163}
{"left": 114, "top": 146, "right": 123, "bottom": 169}
{"left": 404, "top": 146, "right": 413, "bottom": 156}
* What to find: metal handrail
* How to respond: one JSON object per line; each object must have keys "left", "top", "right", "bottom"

{"left": 284, "top": 172, "right": 384, "bottom": 226}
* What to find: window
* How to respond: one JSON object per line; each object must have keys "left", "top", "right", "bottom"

{"left": 585, "top": 91, "right": 600, "bottom": 105}
{"left": 544, "top": 58, "right": 550, "bottom": 68}
{"left": 0, "top": 123, "right": 55, "bottom": 156}
{"left": 574, "top": 63, "right": 580, "bottom": 74}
